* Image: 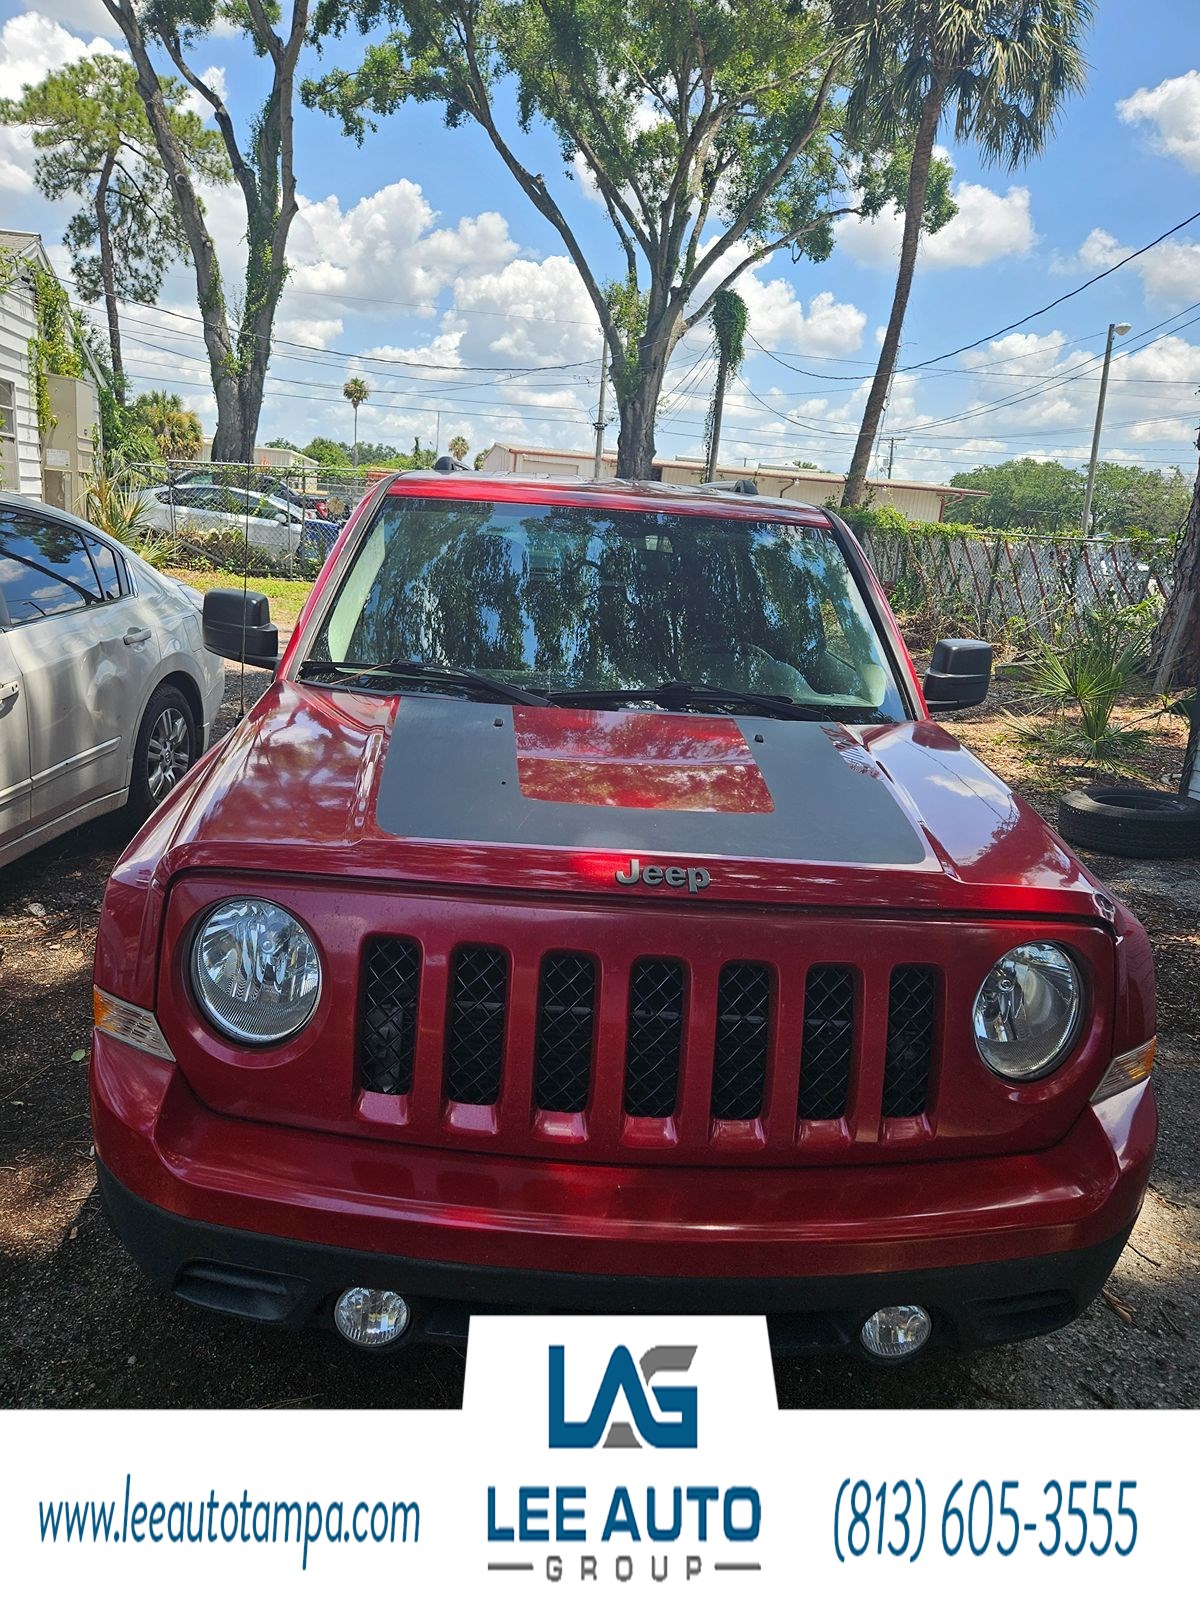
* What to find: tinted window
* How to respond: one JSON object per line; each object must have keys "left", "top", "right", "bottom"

{"left": 0, "top": 512, "right": 102, "bottom": 623}
{"left": 310, "top": 498, "right": 904, "bottom": 721}
{"left": 86, "top": 535, "right": 123, "bottom": 600}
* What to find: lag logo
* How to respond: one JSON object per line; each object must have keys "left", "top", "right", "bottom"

{"left": 549, "top": 1344, "right": 698, "bottom": 1450}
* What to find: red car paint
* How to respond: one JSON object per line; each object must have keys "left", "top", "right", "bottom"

{"left": 90, "top": 474, "right": 1157, "bottom": 1347}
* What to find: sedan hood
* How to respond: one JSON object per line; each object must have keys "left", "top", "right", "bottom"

{"left": 144, "top": 683, "right": 1112, "bottom": 918}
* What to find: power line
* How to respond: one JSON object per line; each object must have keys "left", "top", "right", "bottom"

{"left": 902, "top": 208, "right": 1200, "bottom": 371}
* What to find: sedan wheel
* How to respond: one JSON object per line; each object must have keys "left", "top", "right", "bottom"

{"left": 146, "top": 706, "right": 192, "bottom": 801}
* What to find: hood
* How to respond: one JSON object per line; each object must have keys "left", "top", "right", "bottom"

{"left": 145, "top": 683, "right": 1112, "bottom": 918}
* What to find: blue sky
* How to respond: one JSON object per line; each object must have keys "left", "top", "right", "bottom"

{"left": 1, "top": 0, "right": 1198, "bottom": 483}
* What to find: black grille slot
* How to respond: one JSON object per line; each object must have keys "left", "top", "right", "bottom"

{"left": 883, "top": 965, "right": 938, "bottom": 1116}
{"left": 534, "top": 954, "right": 596, "bottom": 1113}
{"left": 711, "top": 963, "right": 771, "bottom": 1120}
{"left": 359, "top": 938, "right": 420, "bottom": 1094}
{"left": 798, "top": 965, "right": 855, "bottom": 1120}
{"left": 624, "top": 959, "right": 684, "bottom": 1118}
{"left": 445, "top": 946, "right": 508, "bottom": 1105}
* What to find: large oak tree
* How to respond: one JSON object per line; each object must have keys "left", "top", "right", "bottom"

{"left": 306, "top": 0, "right": 945, "bottom": 477}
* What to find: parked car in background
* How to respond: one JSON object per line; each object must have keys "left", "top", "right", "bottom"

{"left": 137, "top": 483, "right": 339, "bottom": 557}
{"left": 172, "top": 468, "right": 333, "bottom": 522}
{"left": 0, "top": 492, "right": 223, "bottom": 870}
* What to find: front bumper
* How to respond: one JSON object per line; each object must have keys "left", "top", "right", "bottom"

{"left": 91, "top": 1032, "right": 1157, "bottom": 1352}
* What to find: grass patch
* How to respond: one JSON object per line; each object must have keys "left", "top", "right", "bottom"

{"left": 167, "top": 568, "right": 314, "bottom": 630}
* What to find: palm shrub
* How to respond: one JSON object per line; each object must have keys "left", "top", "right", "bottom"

{"left": 1014, "top": 604, "right": 1156, "bottom": 770}
{"left": 84, "top": 458, "right": 180, "bottom": 567}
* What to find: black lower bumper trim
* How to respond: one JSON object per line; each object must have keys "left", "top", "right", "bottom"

{"left": 97, "top": 1163, "right": 1131, "bottom": 1354}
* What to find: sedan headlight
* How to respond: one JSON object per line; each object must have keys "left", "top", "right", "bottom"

{"left": 972, "top": 942, "right": 1082, "bottom": 1081}
{"left": 191, "top": 899, "right": 321, "bottom": 1044}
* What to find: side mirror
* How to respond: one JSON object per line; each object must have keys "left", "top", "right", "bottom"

{"left": 274, "top": 511, "right": 289, "bottom": 525}
{"left": 923, "top": 637, "right": 992, "bottom": 713}
{"left": 202, "top": 588, "right": 279, "bottom": 669}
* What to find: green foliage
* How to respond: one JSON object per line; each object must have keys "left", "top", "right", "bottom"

{"left": 448, "top": 433, "right": 469, "bottom": 461}
{"left": 1090, "top": 462, "right": 1193, "bottom": 542}
{"left": 1013, "top": 604, "right": 1156, "bottom": 772}
{"left": 833, "top": 0, "right": 1093, "bottom": 171}
{"left": 0, "top": 56, "right": 229, "bottom": 380}
{"left": 84, "top": 458, "right": 156, "bottom": 544}
{"left": 950, "top": 458, "right": 1084, "bottom": 533}
{"left": 129, "top": 389, "right": 204, "bottom": 460}
{"left": 343, "top": 376, "right": 370, "bottom": 408}
{"left": 301, "top": 436, "right": 354, "bottom": 467}
{"left": 950, "top": 457, "right": 1191, "bottom": 540}
{"left": 27, "top": 264, "right": 84, "bottom": 435}
{"left": 304, "top": 1, "right": 941, "bottom": 472}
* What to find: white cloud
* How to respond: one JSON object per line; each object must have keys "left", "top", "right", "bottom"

{"left": 1056, "top": 225, "right": 1200, "bottom": 309}
{"left": 21, "top": 1, "right": 123, "bottom": 41}
{"left": 1118, "top": 70, "right": 1200, "bottom": 173}
{"left": 736, "top": 277, "right": 866, "bottom": 356}
{"left": 0, "top": 11, "right": 115, "bottom": 97}
{"left": 837, "top": 182, "right": 1036, "bottom": 270}
{"left": 287, "top": 181, "right": 517, "bottom": 309}
{"left": 0, "top": 12, "right": 119, "bottom": 193}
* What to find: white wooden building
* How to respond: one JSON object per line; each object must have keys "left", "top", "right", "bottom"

{"left": 0, "top": 230, "right": 101, "bottom": 512}
{"left": 479, "top": 442, "right": 984, "bottom": 522}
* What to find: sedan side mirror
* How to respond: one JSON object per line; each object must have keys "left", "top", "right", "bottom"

{"left": 202, "top": 588, "right": 279, "bottom": 669}
{"left": 923, "top": 637, "right": 992, "bottom": 713}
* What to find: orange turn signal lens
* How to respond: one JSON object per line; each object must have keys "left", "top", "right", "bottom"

{"left": 93, "top": 987, "right": 175, "bottom": 1062}
{"left": 1091, "top": 1037, "right": 1156, "bottom": 1104}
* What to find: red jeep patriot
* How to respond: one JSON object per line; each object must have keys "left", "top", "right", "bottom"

{"left": 90, "top": 472, "right": 1157, "bottom": 1360}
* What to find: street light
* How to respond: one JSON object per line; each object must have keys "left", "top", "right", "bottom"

{"left": 1081, "top": 320, "right": 1132, "bottom": 536}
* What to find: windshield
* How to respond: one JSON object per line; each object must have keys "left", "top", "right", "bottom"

{"left": 307, "top": 496, "right": 906, "bottom": 720}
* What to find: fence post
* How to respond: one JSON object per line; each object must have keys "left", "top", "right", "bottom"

{"left": 981, "top": 538, "right": 1004, "bottom": 629}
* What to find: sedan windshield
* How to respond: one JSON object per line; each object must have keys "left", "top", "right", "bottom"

{"left": 306, "top": 496, "right": 905, "bottom": 721}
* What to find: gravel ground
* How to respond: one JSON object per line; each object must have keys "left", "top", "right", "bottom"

{"left": 0, "top": 668, "right": 1196, "bottom": 1410}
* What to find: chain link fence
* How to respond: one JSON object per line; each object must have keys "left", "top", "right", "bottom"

{"left": 125, "top": 460, "right": 382, "bottom": 576}
{"left": 859, "top": 525, "right": 1175, "bottom": 647}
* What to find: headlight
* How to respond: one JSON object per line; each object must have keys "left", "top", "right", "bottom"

{"left": 972, "top": 942, "right": 1082, "bottom": 1081}
{"left": 191, "top": 899, "right": 321, "bottom": 1044}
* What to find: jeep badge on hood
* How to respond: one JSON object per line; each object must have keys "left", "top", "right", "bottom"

{"left": 615, "top": 858, "right": 711, "bottom": 893}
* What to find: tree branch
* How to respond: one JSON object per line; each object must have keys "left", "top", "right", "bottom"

{"left": 688, "top": 55, "right": 841, "bottom": 292}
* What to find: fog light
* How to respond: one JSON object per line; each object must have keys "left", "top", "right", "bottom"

{"left": 860, "top": 1305, "right": 932, "bottom": 1361}
{"left": 334, "top": 1287, "right": 410, "bottom": 1349}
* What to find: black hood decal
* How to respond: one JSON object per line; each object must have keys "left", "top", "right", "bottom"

{"left": 374, "top": 699, "right": 927, "bottom": 866}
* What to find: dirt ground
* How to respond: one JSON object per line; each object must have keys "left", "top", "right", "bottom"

{"left": 1, "top": 665, "right": 1196, "bottom": 1410}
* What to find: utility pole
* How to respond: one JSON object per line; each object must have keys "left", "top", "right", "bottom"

{"left": 592, "top": 337, "right": 608, "bottom": 476}
{"left": 1081, "top": 321, "right": 1131, "bottom": 536}
{"left": 886, "top": 437, "right": 899, "bottom": 479}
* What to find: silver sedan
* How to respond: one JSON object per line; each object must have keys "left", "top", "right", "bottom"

{"left": 0, "top": 493, "right": 224, "bottom": 869}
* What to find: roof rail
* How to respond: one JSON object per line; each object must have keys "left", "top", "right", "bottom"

{"left": 701, "top": 478, "right": 759, "bottom": 495}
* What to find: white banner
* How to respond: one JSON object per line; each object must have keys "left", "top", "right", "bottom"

{"left": 1, "top": 1316, "right": 1191, "bottom": 1595}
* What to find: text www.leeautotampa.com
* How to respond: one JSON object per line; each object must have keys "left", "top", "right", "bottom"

{"left": 38, "top": 1476, "right": 419, "bottom": 1570}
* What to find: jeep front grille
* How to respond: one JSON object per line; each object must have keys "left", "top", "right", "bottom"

{"left": 358, "top": 934, "right": 942, "bottom": 1150}
{"left": 444, "top": 945, "right": 508, "bottom": 1105}
{"left": 625, "top": 959, "right": 686, "bottom": 1117}
{"left": 883, "top": 965, "right": 939, "bottom": 1117}
{"left": 360, "top": 937, "right": 420, "bottom": 1095}
{"left": 534, "top": 953, "right": 596, "bottom": 1113}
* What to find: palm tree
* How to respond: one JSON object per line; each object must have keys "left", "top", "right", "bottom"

{"left": 835, "top": 0, "right": 1092, "bottom": 507}
{"left": 448, "top": 434, "right": 469, "bottom": 462}
{"left": 131, "top": 389, "right": 202, "bottom": 461}
{"left": 704, "top": 290, "right": 748, "bottom": 480}
{"left": 343, "top": 376, "right": 370, "bottom": 467}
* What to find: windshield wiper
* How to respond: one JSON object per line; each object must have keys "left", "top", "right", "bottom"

{"left": 298, "top": 658, "right": 549, "bottom": 706}
{"left": 542, "top": 680, "right": 890, "bottom": 723}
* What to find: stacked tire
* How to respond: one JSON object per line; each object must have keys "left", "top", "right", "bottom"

{"left": 1058, "top": 785, "right": 1200, "bottom": 859}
